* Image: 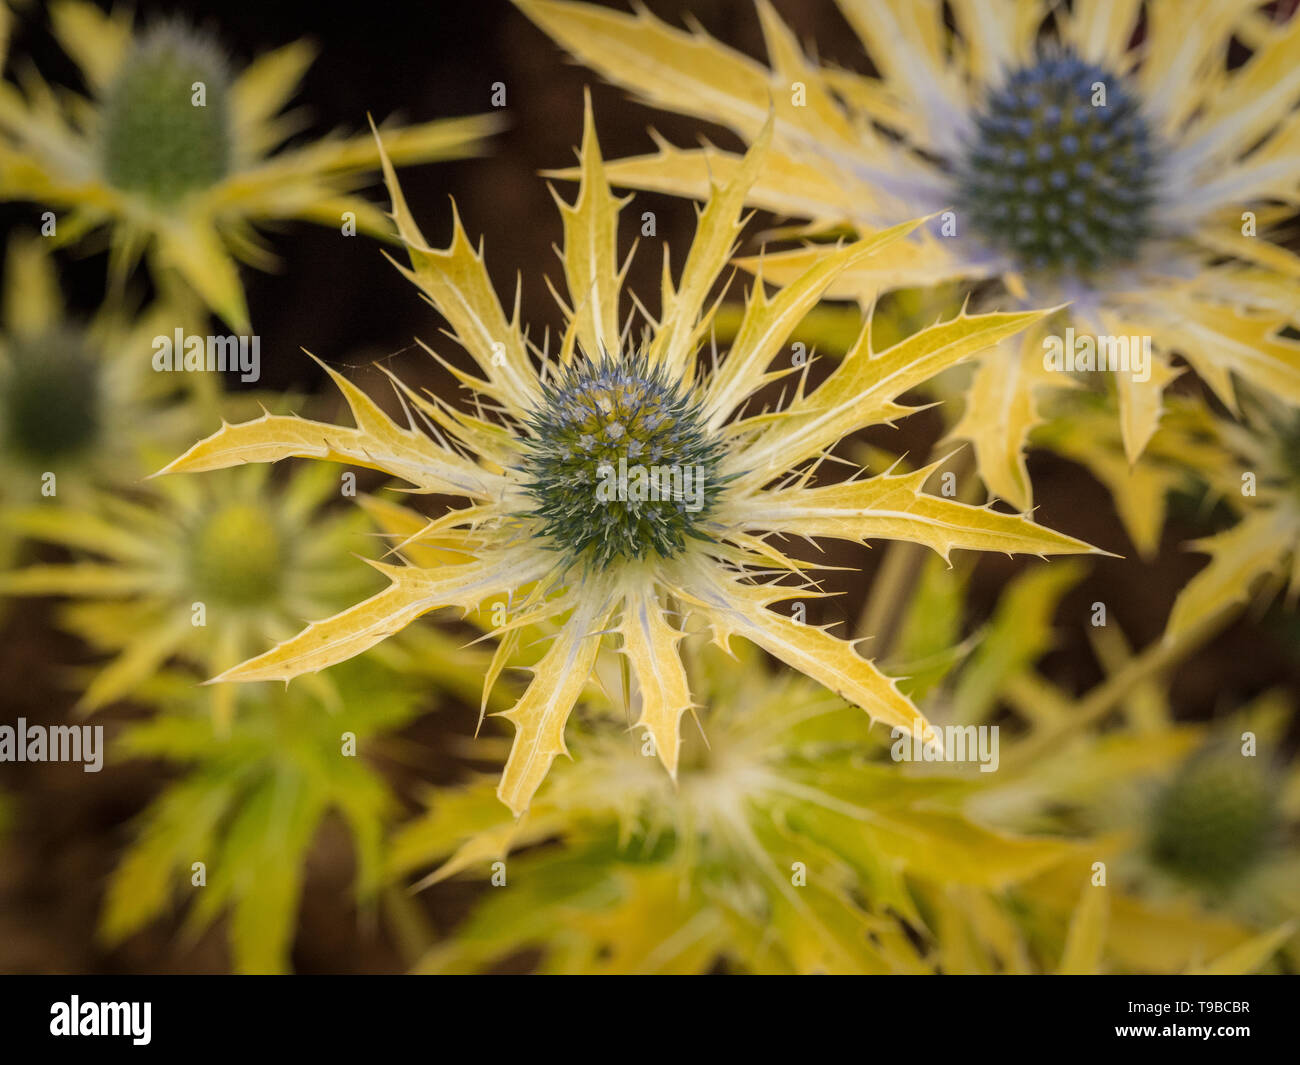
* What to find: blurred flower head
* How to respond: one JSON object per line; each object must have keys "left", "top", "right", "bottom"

{"left": 0, "top": 459, "right": 381, "bottom": 724}
{"left": 0, "top": 0, "right": 500, "bottom": 328}
{"left": 518, "top": 0, "right": 1300, "bottom": 499}
{"left": 0, "top": 233, "right": 206, "bottom": 518}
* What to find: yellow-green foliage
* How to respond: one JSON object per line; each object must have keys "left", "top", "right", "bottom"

{"left": 101, "top": 659, "right": 432, "bottom": 974}
{"left": 389, "top": 639, "right": 1076, "bottom": 974}
{"left": 388, "top": 560, "right": 1298, "bottom": 974}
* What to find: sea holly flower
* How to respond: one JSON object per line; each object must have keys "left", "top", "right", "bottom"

{"left": 0, "top": 461, "right": 381, "bottom": 726}
{"left": 993, "top": 677, "right": 1300, "bottom": 971}
{"left": 160, "top": 101, "right": 1098, "bottom": 817}
{"left": 516, "top": 0, "right": 1300, "bottom": 505}
{"left": 1147, "top": 744, "right": 1282, "bottom": 894}
{"left": 0, "top": 1, "right": 500, "bottom": 329}
{"left": 0, "top": 231, "right": 213, "bottom": 630}
{"left": 0, "top": 233, "right": 205, "bottom": 511}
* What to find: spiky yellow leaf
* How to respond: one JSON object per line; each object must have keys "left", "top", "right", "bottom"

{"left": 1113, "top": 349, "right": 1182, "bottom": 464}
{"left": 0, "top": 564, "right": 156, "bottom": 597}
{"left": 732, "top": 236, "right": 997, "bottom": 307}
{"left": 1066, "top": 0, "right": 1143, "bottom": 62}
{"left": 1, "top": 506, "right": 156, "bottom": 562}
{"left": 154, "top": 217, "right": 250, "bottom": 332}
{"left": 554, "top": 91, "right": 630, "bottom": 363}
{"left": 1166, "top": 508, "right": 1297, "bottom": 642}
{"left": 1155, "top": 296, "right": 1300, "bottom": 411}
{"left": 48, "top": 0, "right": 133, "bottom": 95}
{"left": 738, "top": 461, "right": 1100, "bottom": 559}
{"left": 372, "top": 125, "right": 539, "bottom": 416}
{"left": 80, "top": 619, "right": 192, "bottom": 713}
{"left": 856, "top": 808, "right": 1076, "bottom": 888}
{"left": 1186, "top": 922, "right": 1296, "bottom": 976}
{"left": 231, "top": 39, "right": 318, "bottom": 145}
{"left": 703, "top": 216, "right": 926, "bottom": 428}
{"left": 1028, "top": 860, "right": 1261, "bottom": 973}
{"left": 551, "top": 140, "right": 857, "bottom": 227}
{"left": 680, "top": 561, "right": 938, "bottom": 747}
{"left": 517, "top": 0, "right": 776, "bottom": 140}
{"left": 214, "top": 555, "right": 543, "bottom": 684}
{"left": 1179, "top": 13, "right": 1300, "bottom": 166}
{"left": 1058, "top": 882, "right": 1110, "bottom": 975}
{"left": 947, "top": 334, "right": 1046, "bottom": 511}
{"left": 2, "top": 233, "right": 62, "bottom": 336}
{"left": 497, "top": 598, "right": 612, "bottom": 816}
{"left": 833, "top": 0, "right": 965, "bottom": 140}
{"left": 647, "top": 116, "right": 772, "bottom": 382}
{"left": 159, "top": 365, "right": 498, "bottom": 498}
{"left": 730, "top": 305, "right": 1052, "bottom": 482}
{"left": 618, "top": 587, "right": 693, "bottom": 778}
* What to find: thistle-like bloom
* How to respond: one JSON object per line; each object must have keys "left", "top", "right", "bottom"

{"left": 998, "top": 680, "right": 1300, "bottom": 971}
{"left": 517, "top": 0, "right": 1300, "bottom": 504}
{"left": 0, "top": 234, "right": 202, "bottom": 510}
{"left": 162, "top": 103, "right": 1097, "bottom": 816}
{"left": 0, "top": 462, "right": 379, "bottom": 725}
{"left": 1146, "top": 741, "right": 1283, "bottom": 896}
{"left": 0, "top": 1, "right": 499, "bottom": 329}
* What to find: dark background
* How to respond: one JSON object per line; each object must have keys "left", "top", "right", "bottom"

{"left": 1, "top": 0, "right": 1296, "bottom": 973}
